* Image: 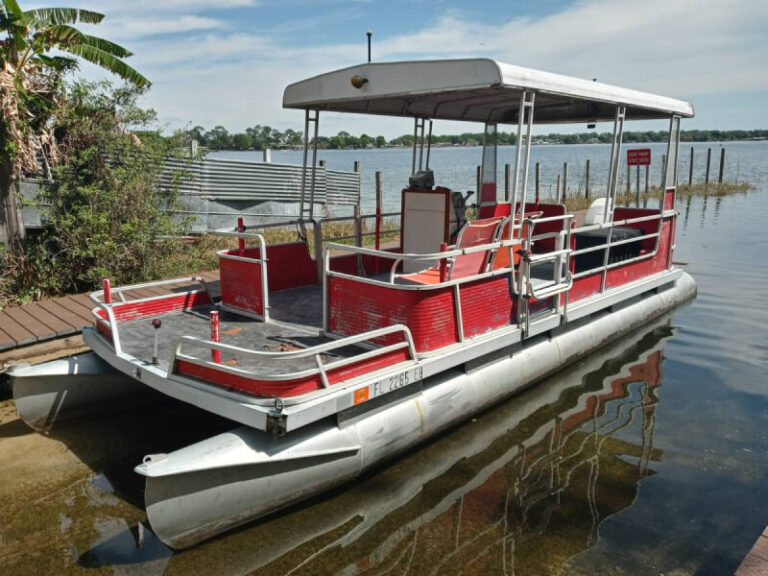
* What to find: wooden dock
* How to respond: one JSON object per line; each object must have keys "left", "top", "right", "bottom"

{"left": 0, "top": 272, "right": 219, "bottom": 365}
{"left": 737, "top": 526, "right": 768, "bottom": 576}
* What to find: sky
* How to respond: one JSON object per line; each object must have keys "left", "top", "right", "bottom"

{"left": 23, "top": 0, "right": 768, "bottom": 138}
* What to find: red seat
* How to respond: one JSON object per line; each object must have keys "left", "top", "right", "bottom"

{"left": 399, "top": 217, "right": 505, "bottom": 285}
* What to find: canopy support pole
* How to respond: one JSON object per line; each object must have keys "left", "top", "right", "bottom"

{"left": 299, "top": 109, "right": 320, "bottom": 240}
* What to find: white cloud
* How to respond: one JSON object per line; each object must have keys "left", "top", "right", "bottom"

{"left": 59, "top": 0, "right": 768, "bottom": 136}
{"left": 109, "top": 16, "right": 226, "bottom": 39}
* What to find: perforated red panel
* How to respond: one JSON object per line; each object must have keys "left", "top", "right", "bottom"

{"left": 111, "top": 291, "right": 212, "bottom": 322}
{"left": 221, "top": 242, "right": 318, "bottom": 293}
{"left": 329, "top": 276, "right": 459, "bottom": 352}
{"left": 220, "top": 256, "right": 264, "bottom": 316}
{"left": 459, "top": 276, "right": 513, "bottom": 338}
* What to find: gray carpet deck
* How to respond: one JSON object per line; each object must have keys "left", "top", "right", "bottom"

{"left": 118, "top": 285, "right": 364, "bottom": 375}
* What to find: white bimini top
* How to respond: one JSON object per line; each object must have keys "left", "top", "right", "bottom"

{"left": 283, "top": 58, "right": 693, "bottom": 124}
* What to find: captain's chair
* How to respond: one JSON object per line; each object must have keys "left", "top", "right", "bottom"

{"left": 392, "top": 217, "right": 506, "bottom": 285}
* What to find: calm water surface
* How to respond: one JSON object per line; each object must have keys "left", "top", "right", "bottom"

{"left": 1, "top": 145, "right": 767, "bottom": 575}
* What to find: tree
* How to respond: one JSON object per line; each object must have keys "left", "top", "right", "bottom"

{"left": 11, "top": 82, "right": 187, "bottom": 297}
{"left": 0, "top": 0, "right": 148, "bottom": 248}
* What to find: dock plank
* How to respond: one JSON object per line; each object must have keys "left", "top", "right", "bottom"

{"left": 2, "top": 306, "right": 56, "bottom": 342}
{"left": 36, "top": 300, "right": 90, "bottom": 331}
{"left": 56, "top": 296, "right": 95, "bottom": 326}
{"left": 737, "top": 527, "right": 768, "bottom": 576}
{"left": 0, "top": 312, "right": 37, "bottom": 347}
{"left": 0, "top": 325, "right": 16, "bottom": 351}
{"left": 21, "top": 302, "right": 78, "bottom": 337}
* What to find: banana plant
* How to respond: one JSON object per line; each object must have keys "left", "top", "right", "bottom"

{"left": 0, "top": 0, "right": 149, "bottom": 247}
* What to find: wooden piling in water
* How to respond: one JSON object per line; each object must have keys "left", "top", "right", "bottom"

{"left": 688, "top": 147, "right": 694, "bottom": 186}
{"left": 705, "top": 148, "right": 711, "bottom": 184}
{"left": 562, "top": 162, "right": 568, "bottom": 200}
{"left": 556, "top": 173, "right": 561, "bottom": 203}
{"left": 718, "top": 148, "right": 726, "bottom": 183}
{"left": 645, "top": 164, "right": 649, "bottom": 193}
{"left": 535, "top": 162, "right": 541, "bottom": 203}
{"left": 476, "top": 165, "right": 481, "bottom": 195}
{"left": 374, "top": 171, "right": 383, "bottom": 252}
{"left": 585, "top": 159, "right": 590, "bottom": 199}
{"left": 504, "top": 163, "right": 510, "bottom": 201}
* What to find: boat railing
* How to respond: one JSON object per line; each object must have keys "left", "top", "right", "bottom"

{"left": 324, "top": 240, "right": 517, "bottom": 284}
{"left": 169, "top": 323, "right": 417, "bottom": 391}
{"left": 90, "top": 276, "right": 206, "bottom": 304}
{"left": 89, "top": 275, "right": 209, "bottom": 355}
{"left": 569, "top": 209, "right": 674, "bottom": 283}
{"left": 514, "top": 213, "right": 575, "bottom": 332}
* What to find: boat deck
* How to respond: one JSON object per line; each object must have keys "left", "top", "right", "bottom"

{"left": 119, "top": 284, "right": 366, "bottom": 375}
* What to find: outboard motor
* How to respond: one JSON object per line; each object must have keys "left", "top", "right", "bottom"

{"left": 408, "top": 169, "right": 434, "bottom": 189}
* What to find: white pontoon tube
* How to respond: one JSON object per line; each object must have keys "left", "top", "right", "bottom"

{"left": 138, "top": 272, "right": 695, "bottom": 549}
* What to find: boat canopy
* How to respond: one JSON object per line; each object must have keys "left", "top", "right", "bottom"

{"left": 283, "top": 59, "right": 694, "bottom": 124}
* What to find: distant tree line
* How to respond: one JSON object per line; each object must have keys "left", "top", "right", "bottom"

{"left": 186, "top": 126, "right": 768, "bottom": 151}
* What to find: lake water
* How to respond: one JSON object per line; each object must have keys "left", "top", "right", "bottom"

{"left": 1, "top": 143, "right": 767, "bottom": 575}
{"left": 210, "top": 141, "right": 768, "bottom": 213}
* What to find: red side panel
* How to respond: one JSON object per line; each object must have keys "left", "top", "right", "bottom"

{"left": 220, "top": 242, "right": 318, "bottom": 293}
{"left": 329, "top": 249, "right": 402, "bottom": 276}
{"left": 111, "top": 291, "right": 212, "bottom": 322}
{"left": 329, "top": 276, "right": 459, "bottom": 352}
{"left": 220, "top": 255, "right": 264, "bottom": 316}
{"left": 264, "top": 242, "right": 318, "bottom": 290}
{"left": 459, "top": 276, "right": 513, "bottom": 338}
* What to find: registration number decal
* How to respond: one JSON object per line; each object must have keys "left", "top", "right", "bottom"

{"left": 370, "top": 365, "right": 424, "bottom": 400}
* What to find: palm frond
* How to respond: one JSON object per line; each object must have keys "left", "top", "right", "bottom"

{"left": 24, "top": 8, "right": 104, "bottom": 26}
{"left": 81, "top": 34, "right": 132, "bottom": 58}
{"left": 61, "top": 43, "right": 150, "bottom": 88}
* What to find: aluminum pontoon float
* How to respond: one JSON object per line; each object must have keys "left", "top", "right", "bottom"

{"left": 11, "top": 58, "right": 696, "bottom": 549}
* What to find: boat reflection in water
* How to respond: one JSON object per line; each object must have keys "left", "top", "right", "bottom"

{"left": 123, "top": 317, "right": 672, "bottom": 576}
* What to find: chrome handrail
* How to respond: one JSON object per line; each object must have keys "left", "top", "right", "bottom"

{"left": 169, "top": 324, "right": 418, "bottom": 387}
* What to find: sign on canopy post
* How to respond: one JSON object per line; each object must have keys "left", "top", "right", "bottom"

{"left": 627, "top": 148, "right": 651, "bottom": 205}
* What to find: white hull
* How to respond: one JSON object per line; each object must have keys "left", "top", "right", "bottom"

{"left": 137, "top": 272, "right": 696, "bottom": 549}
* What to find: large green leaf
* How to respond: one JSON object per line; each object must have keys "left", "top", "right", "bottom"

{"left": 24, "top": 8, "right": 104, "bottom": 26}
{"left": 61, "top": 43, "right": 150, "bottom": 88}
{"left": 81, "top": 34, "right": 133, "bottom": 58}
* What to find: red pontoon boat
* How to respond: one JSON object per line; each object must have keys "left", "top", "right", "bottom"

{"left": 11, "top": 59, "right": 696, "bottom": 549}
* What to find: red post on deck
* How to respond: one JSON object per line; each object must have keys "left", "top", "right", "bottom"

{"left": 103, "top": 279, "right": 111, "bottom": 304}
{"left": 210, "top": 310, "right": 221, "bottom": 363}
{"left": 237, "top": 217, "right": 245, "bottom": 257}
{"left": 439, "top": 242, "right": 449, "bottom": 282}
